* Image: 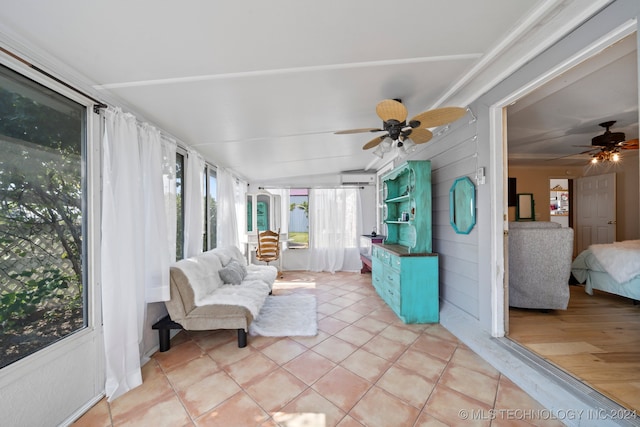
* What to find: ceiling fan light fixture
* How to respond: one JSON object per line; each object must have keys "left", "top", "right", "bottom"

{"left": 590, "top": 149, "right": 622, "bottom": 164}
{"left": 336, "top": 100, "right": 466, "bottom": 159}
{"left": 372, "top": 145, "right": 385, "bottom": 158}
{"left": 401, "top": 138, "right": 416, "bottom": 155}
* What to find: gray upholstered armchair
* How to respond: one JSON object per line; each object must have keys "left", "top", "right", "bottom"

{"left": 508, "top": 221, "right": 574, "bottom": 310}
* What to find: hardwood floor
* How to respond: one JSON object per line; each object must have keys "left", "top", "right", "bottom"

{"left": 508, "top": 284, "right": 640, "bottom": 412}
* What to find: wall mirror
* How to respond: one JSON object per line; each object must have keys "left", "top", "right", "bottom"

{"left": 449, "top": 176, "right": 476, "bottom": 234}
{"left": 516, "top": 193, "right": 535, "bottom": 221}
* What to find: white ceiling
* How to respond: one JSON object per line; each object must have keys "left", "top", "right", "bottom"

{"left": 0, "top": 0, "right": 626, "bottom": 184}
{"left": 508, "top": 31, "right": 639, "bottom": 167}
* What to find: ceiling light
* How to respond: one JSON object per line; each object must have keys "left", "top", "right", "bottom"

{"left": 373, "top": 137, "right": 417, "bottom": 159}
{"left": 590, "top": 149, "right": 622, "bottom": 164}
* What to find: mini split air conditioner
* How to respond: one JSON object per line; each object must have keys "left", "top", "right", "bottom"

{"left": 340, "top": 173, "right": 375, "bottom": 185}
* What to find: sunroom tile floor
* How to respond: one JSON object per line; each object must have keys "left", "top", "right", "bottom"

{"left": 73, "top": 271, "right": 562, "bottom": 427}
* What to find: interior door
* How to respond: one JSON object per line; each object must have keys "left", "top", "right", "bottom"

{"left": 575, "top": 173, "right": 616, "bottom": 253}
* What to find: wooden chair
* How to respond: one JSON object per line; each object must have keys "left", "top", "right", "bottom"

{"left": 256, "top": 229, "right": 281, "bottom": 275}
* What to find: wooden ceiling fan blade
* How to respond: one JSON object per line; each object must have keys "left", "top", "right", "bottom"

{"left": 335, "top": 128, "right": 383, "bottom": 135}
{"left": 621, "top": 138, "right": 639, "bottom": 149}
{"left": 409, "top": 107, "right": 466, "bottom": 128}
{"left": 376, "top": 99, "right": 407, "bottom": 122}
{"left": 408, "top": 128, "right": 433, "bottom": 144}
{"left": 548, "top": 149, "right": 597, "bottom": 161}
{"left": 362, "top": 135, "right": 387, "bottom": 150}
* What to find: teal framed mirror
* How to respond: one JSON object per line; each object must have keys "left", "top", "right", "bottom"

{"left": 449, "top": 176, "right": 476, "bottom": 234}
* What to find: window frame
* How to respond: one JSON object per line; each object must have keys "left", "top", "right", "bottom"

{"left": 288, "top": 188, "right": 309, "bottom": 249}
{"left": 0, "top": 50, "right": 104, "bottom": 414}
{"left": 0, "top": 63, "right": 90, "bottom": 368}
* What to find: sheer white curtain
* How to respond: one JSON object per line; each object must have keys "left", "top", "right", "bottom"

{"left": 140, "top": 124, "right": 173, "bottom": 302}
{"left": 308, "top": 188, "right": 362, "bottom": 273}
{"left": 267, "top": 188, "right": 290, "bottom": 235}
{"left": 101, "top": 108, "right": 174, "bottom": 401}
{"left": 184, "top": 149, "right": 204, "bottom": 258}
{"left": 233, "top": 176, "right": 248, "bottom": 251}
{"left": 216, "top": 168, "right": 240, "bottom": 248}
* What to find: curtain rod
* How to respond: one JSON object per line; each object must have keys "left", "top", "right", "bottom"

{"left": 0, "top": 46, "right": 107, "bottom": 114}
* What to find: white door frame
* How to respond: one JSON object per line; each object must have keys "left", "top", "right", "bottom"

{"left": 488, "top": 21, "right": 637, "bottom": 337}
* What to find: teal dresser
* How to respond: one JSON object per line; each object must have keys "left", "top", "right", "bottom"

{"left": 373, "top": 160, "right": 439, "bottom": 323}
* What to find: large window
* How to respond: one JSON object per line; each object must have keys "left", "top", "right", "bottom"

{"left": 288, "top": 188, "right": 309, "bottom": 248}
{"left": 0, "top": 64, "right": 86, "bottom": 368}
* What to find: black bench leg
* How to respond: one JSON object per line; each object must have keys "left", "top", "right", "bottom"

{"left": 158, "top": 328, "right": 171, "bottom": 352}
{"left": 152, "top": 315, "right": 184, "bottom": 352}
{"left": 237, "top": 329, "right": 247, "bottom": 348}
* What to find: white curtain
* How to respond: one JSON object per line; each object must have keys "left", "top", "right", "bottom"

{"left": 101, "top": 109, "right": 168, "bottom": 400}
{"left": 308, "top": 188, "right": 362, "bottom": 273}
{"left": 233, "top": 176, "right": 248, "bottom": 250}
{"left": 140, "top": 124, "right": 174, "bottom": 302}
{"left": 267, "top": 188, "right": 290, "bottom": 235}
{"left": 216, "top": 168, "right": 240, "bottom": 248}
{"left": 101, "top": 108, "right": 174, "bottom": 401}
{"left": 184, "top": 149, "right": 204, "bottom": 258}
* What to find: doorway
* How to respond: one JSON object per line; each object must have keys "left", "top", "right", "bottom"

{"left": 499, "top": 23, "right": 639, "bottom": 412}
{"left": 549, "top": 178, "right": 570, "bottom": 227}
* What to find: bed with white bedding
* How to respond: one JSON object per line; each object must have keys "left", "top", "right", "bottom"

{"left": 571, "top": 239, "right": 640, "bottom": 301}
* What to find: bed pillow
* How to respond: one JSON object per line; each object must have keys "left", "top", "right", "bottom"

{"left": 218, "top": 260, "right": 246, "bottom": 285}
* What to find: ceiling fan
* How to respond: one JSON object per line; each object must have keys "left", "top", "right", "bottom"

{"left": 335, "top": 99, "right": 466, "bottom": 156}
{"left": 572, "top": 121, "right": 639, "bottom": 163}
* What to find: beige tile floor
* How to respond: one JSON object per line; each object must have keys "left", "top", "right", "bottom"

{"left": 73, "top": 271, "right": 563, "bottom": 427}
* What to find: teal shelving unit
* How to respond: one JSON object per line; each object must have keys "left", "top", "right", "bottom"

{"left": 372, "top": 160, "right": 439, "bottom": 323}
{"left": 381, "top": 160, "right": 432, "bottom": 253}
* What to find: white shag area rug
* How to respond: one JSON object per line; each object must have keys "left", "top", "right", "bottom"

{"left": 249, "top": 294, "right": 317, "bottom": 337}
